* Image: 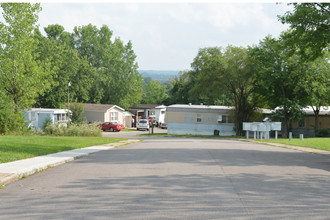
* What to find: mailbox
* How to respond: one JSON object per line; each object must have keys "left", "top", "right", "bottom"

{"left": 250, "top": 123, "right": 259, "bottom": 131}
{"left": 243, "top": 122, "right": 251, "bottom": 131}
{"left": 271, "top": 122, "right": 281, "bottom": 131}
{"left": 257, "top": 123, "right": 267, "bottom": 132}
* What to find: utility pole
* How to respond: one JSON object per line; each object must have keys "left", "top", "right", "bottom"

{"left": 68, "top": 82, "right": 71, "bottom": 127}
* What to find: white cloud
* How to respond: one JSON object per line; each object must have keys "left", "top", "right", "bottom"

{"left": 36, "top": 2, "right": 291, "bottom": 70}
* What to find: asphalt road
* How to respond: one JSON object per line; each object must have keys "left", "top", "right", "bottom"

{"left": 1, "top": 135, "right": 330, "bottom": 219}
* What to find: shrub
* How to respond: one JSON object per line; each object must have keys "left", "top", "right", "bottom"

{"left": 43, "top": 123, "right": 101, "bottom": 137}
{"left": 0, "top": 96, "right": 26, "bottom": 134}
{"left": 70, "top": 102, "right": 86, "bottom": 124}
{"left": 317, "top": 129, "right": 330, "bottom": 137}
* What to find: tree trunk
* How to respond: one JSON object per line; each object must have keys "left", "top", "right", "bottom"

{"left": 314, "top": 109, "right": 319, "bottom": 137}
{"left": 282, "top": 113, "right": 290, "bottom": 138}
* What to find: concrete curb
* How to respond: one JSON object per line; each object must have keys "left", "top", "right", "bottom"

{"left": 0, "top": 139, "right": 140, "bottom": 187}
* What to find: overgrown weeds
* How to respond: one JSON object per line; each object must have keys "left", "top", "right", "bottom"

{"left": 43, "top": 123, "right": 101, "bottom": 137}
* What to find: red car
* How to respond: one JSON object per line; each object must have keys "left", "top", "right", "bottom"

{"left": 98, "top": 122, "right": 123, "bottom": 132}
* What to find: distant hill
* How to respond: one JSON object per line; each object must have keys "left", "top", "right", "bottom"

{"left": 139, "top": 70, "right": 179, "bottom": 84}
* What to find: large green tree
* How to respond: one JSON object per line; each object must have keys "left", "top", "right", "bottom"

{"left": 279, "top": 3, "right": 330, "bottom": 60}
{"left": 165, "top": 71, "right": 195, "bottom": 105}
{"left": 0, "top": 3, "right": 53, "bottom": 116}
{"left": 142, "top": 80, "right": 168, "bottom": 104}
{"left": 188, "top": 46, "right": 258, "bottom": 135}
{"left": 251, "top": 35, "right": 310, "bottom": 137}
{"left": 72, "top": 24, "right": 143, "bottom": 108}
{"left": 34, "top": 25, "right": 94, "bottom": 108}
{"left": 301, "top": 53, "right": 330, "bottom": 135}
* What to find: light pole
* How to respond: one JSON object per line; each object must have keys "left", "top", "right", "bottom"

{"left": 68, "top": 82, "right": 71, "bottom": 127}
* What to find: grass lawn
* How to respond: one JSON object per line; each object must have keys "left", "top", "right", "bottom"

{"left": 262, "top": 138, "right": 330, "bottom": 151}
{"left": 122, "top": 128, "right": 137, "bottom": 132}
{"left": 0, "top": 135, "right": 127, "bottom": 163}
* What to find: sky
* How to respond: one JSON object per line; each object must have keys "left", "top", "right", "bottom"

{"left": 35, "top": 2, "right": 293, "bottom": 71}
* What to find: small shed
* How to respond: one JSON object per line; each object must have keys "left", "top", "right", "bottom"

{"left": 24, "top": 108, "right": 70, "bottom": 131}
{"left": 123, "top": 111, "right": 135, "bottom": 128}
{"left": 82, "top": 103, "right": 125, "bottom": 124}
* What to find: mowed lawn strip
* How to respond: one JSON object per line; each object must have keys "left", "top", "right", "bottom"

{"left": 263, "top": 138, "right": 330, "bottom": 151}
{"left": 0, "top": 136, "right": 127, "bottom": 163}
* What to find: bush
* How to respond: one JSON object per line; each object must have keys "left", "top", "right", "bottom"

{"left": 70, "top": 102, "right": 86, "bottom": 124}
{"left": 317, "top": 129, "right": 330, "bottom": 137}
{"left": 43, "top": 123, "right": 102, "bottom": 137}
{"left": 0, "top": 92, "right": 35, "bottom": 135}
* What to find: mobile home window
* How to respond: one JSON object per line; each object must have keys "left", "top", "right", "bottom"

{"left": 197, "top": 114, "right": 202, "bottom": 123}
{"left": 217, "top": 115, "right": 223, "bottom": 124}
{"left": 111, "top": 112, "right": 118, "bottom": 122}
{"left": 31, "top": 112, "right": 36, "bottom": 121}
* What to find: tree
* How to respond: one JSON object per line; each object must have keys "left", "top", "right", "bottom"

{"left": 70, "top": 102, "right": 86, "bottom": 124}
{"left": 223, "top": 46, "right": 259, "bottom": 135}
{"left": 0, "top": 3, "right": 53, "bottom": 114}
{"left": 142, "top": 80, "right": 168, "bottom": 104}
{"left": 188, "top": 46, "right": 258, "bottom": 135}
{"left": 301, "top": 53, "right": 330, "bottom": 136}
{"left": 189, "top": 47, "right": 226, "bottom": 105}
{"left": 0, "top": 90, "right": 20, "bottom": 133}
{"left": 165, "top": 71, "right": 195, "bottom": 105}
{"left": 72, "top": 24, "right": 143, "bottom": 108}
{"left": 279, "top": 3, "right": 330, "bottom": 60}
{"left": 34, "top": 25, "right": 94, "bottom": 108}
{"left": 251, "top": 35, "right": 309, "bottom": 137}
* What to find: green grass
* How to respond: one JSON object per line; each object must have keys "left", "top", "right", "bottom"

{"left": 0, "top": 135, "right": 127, "bottom": 163}
{"left": 122, "top": 128, "right": 137, "bottom": 132}
{"left": 262, "top": 138, "right": 330, "bottom": 151}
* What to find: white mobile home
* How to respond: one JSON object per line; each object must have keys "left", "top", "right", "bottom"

{"left": 82, "top": 103, "right": 125, "bottom": 124}
{"left": 166, "top": 104, "right": 235, "bottom": 136}
{"left": 24, "top": 108, "right": 70, "bottom": 131}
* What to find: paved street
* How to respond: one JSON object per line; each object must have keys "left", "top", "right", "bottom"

{"left": 1, "top": 135, "right": 330, "bottom": 219}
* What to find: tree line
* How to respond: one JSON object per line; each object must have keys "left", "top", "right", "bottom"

{"left": 0, "top": 3, "right": 329, "bottom": 136}
{"left": 0, "top": 3, "right": 159, "bottom": 133}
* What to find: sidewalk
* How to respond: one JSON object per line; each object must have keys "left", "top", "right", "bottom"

{"left": 0, "top": 139, "right": 140, "bottom": 187}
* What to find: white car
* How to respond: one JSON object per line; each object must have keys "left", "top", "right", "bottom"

{"left": 136, "top": 119, "right": 149, "bottom": 131}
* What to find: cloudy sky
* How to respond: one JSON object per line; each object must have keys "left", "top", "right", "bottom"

{"left": 36, "top": 2, "right": 292, "bottom": 71}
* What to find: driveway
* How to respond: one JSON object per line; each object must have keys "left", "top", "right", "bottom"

{"left": 1, "top": 137, "right": 330, "bottom": 219}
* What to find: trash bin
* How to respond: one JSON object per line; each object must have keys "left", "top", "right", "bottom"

{"left": 214, "top": 129, "right": 220, "bottom": 136}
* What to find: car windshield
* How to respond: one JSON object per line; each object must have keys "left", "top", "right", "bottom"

{"left": 139, "top": 120, "right": 147, "bottom": 123}
{"left": 112, "top": 122, "right": 118, "bottom": 125}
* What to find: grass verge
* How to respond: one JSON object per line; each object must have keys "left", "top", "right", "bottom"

{"left": 121, "top": 128, "right": 137, "bottom": 132}
{"left": 0, "top": 135, "right": 127, "bottom": 163}
{"left": 261, "top": 138, "right": 330, "bottom": 151}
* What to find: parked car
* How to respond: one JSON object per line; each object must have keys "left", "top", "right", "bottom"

{"left": 98, "top": 122, "right": 123, "bottom": 132}
{"left": 137, "top": 119, "right": 149, "bottom": 131}
{"left": 160, "top": 122, "right": 167, "bottom": 129}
